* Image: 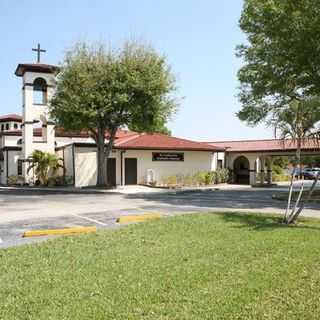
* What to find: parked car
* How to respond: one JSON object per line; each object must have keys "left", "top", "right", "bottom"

{"left": 302, "top": 168, "right": 316, "bottom": 180}
{"left": 289, "top": 167, "right": 320, "bottom": 179}
{"left": 302, "top": 168, "right": 320, "bottom": 180}
{"left": 311, "top": 168, "right": 320, "bottom": 178}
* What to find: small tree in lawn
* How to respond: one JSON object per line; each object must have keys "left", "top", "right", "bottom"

{"left": 50, "top": 41, "right": 177, "bottom": 187}
{"left": 272, "top": 98, "right": 320, "bottom": 224}
{"left": 237, "top": 0, "right": 320, "bottom": 223}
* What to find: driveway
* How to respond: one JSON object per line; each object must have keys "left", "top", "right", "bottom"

{"left": 1, "top": 184, "right": 319, "bottom": 248}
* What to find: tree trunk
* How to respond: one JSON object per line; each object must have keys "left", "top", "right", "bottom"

{"left": 96, "top": 127, "right": 107, "bottom": 187}
{"left": 284, "top": 170, "right": 295, "bottom": 223}
{"left": 287, "top": 173, "right": 319, "bottom": 224}
{"left": 285, "top": 139, "right": 306, "bottom": 224}
{"left": 297, "top": 140, "right": 302, "bottom": 179}
{"left": 104, "top": 127, "right": 117, "bottom": 187}
{"left": 289, "top": 178, "right": 304, "bottom": 220}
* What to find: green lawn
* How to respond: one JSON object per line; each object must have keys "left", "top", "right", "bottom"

{"left": 1, "top": 213, "right": 320, "bottom": 320}
{"left": 273, "top": 190, "right": 320, "bottom": 202}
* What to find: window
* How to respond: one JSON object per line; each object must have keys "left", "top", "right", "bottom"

{"left": 33, "top": 77, "right": 47, "bottom": 105}
{"left": 217, "top": 159, "right": 223, "bottom": 169}
{"left": 17, "top": 138, "right": 23, "bottom": 145}
{"left": 14, "top": 123, "right": 18, "bottom": 129}
{"left": 17, "top": 160, "right": 23, "bottom": 175}
{"left": 5, "top": 123, "right": 9, "bottom": 130}
{"left": 1, "top": 124, "right": 3, "bottom": 131}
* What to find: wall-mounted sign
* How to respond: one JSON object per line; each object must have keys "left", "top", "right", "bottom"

{"left": 152, "top": 152, "right": 184, "bottom": 162}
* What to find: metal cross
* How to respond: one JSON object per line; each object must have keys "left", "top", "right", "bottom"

{"left": 32, "top": 43, "right": 46, "bottom": 63}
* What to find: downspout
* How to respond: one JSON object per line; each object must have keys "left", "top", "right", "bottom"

{"left": 62, "top": 147, "right": 66, "bottom": 184}
{"left": 6, "top": 150, "right": 8, "bottom": 185}
{"left": 120, "top": 150, "right": 125, "bottom": 186}
{"left": 72, "top": 144, "right": 76, "bottom": 186}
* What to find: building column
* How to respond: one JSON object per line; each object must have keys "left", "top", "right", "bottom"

{"left": 249, "top": 157, "right": 258, "bottom": 185}
{"left": 259, "top": 157, "right": 266, "bottom": 185}
{"left": 267, "top": 157, "right": 273, "bottom": 185}
{"left": 22, "top": 122, "right": 34, "bottom": 184}
{"left": 249, "top": 170, "right": 256, "bottom": 185}
{"left": 42, "top": 122, "right": 55, "bottom": 153}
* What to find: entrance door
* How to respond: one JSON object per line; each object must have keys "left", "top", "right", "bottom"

{"left": 107, "top": 158, "right": 116, "bottom": 187}
{"left": 125, "top": 158, "right": 137, "bottom": 185}
{"left": 233, "top": 156, "right": 250, "bottom": 184}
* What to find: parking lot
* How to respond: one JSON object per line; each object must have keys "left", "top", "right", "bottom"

{"left": 1, "top": 183, "right": 320, "bottom": 248}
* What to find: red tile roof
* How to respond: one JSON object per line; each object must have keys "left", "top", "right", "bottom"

{"left": 115, "top": 133, "right": 224, "bottom": 151}
{"left": 0, "top": 127, "right": 137, "bottom": 139}
{"left": 1, "top": 127, "right": 222, "bottom": 151}
{"left": 206, "top": 139, "right": 320, "bottom": 152}
{"left": 0, "top": 114, "right": 22, "bottom": 122}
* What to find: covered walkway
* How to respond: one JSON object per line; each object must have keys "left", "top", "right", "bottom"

{"left": 207, "top": 139, "right": 320, "bottom": 186}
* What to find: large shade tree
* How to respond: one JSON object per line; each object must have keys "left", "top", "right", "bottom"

{"left": 237, "top": 0, "right": 320, "bottom": 125}
{"left": 50, "top": 41, "right": 177, "bottom": 186}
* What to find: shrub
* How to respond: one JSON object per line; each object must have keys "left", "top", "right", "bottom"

{"left": 176, "top": 173, "right": 184, "bottom": 186}
{"left": 163, "top": 175, "right": 177, "bottom": 187}
{"left": 7, "top": 175, "right": 25, "bottom": 186}
{"left": 204, "top": 173, "right": 211, "bottom": 185}
{"left": 160, "top": 169, "right": 230, "bottom": 188}
{"left": 273, "top": 165, "right": 284, "bottom": 175}
{"left": 192, "top": 171, "right": 213, "bottom": 186}
{"left": 27, "top": 150, "right": 64, "bottom": 186}
{"left": 272, "top": 174, "right": 291, "bottom": 182}
{"left": 181, "top": 174, "right": 193, "bottom": 187}
{"left": 216, "top": 168, "right": 230, "bottom": 184}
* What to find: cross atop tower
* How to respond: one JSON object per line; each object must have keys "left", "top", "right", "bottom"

{"left": 32, "top": 43, "right": 46, "bottom": 63}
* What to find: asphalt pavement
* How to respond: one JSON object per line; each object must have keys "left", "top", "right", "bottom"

{"left": 0, "top": 184, "right": 319, "bottom": 248}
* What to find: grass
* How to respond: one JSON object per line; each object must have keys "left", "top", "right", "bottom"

{"left": 1, "top": 212, "right": 320, "bottom": 319}
{"left": 273, "top": 190, "right": 320, "bottom": 202}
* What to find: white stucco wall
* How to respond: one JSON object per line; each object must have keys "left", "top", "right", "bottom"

{"left": 55, "top": 136, "right": 95, "bottom": 148}
{"left": 62, "top": 145, "right": 75, "bottom": 184}
{"left": 0, "top": 161, "right": 4, "bottom": 184}
{"left": 3, "top": 136, "right": 20, "bottom": 147}
{"left": 72, "top": 146, "right": 215, "bottom": 187}
{"left": 1, "top": 149, "right": 21, "bottom": 184}
{"left": 226, "top": 153, "right": 258, "bottom": 170}
{"left": 73, "top": 146, "right": 119, "bottom": 187}
{"left": 21, "top": 71, "right": 57, "bottom": 183}
{"left": 0, "top": 121, "right": 21, "bottom": 132}
{"left": 123, "top": 149, "right": 215, "bottom": 185}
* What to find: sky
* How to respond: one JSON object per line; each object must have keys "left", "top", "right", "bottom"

{"left": 0, "top": 0, "right": 272, "bottom": 141}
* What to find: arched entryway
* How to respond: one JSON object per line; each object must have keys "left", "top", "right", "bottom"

{"left": 233, "top": 156, "right": 250, "bottom": 184}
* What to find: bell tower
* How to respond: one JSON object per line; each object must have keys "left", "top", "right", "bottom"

{"left": 15, "top": 44, "right": 60, "bottom": 183}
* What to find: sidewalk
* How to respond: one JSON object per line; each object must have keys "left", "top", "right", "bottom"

{"left": 0, "top": 183, "right": 251, "bottom": 195}
{"left": 0, "top": 185, "right": 168, "bottom": 195}
{"left": 2, "top": 182, "right": 314, "bottom": 195}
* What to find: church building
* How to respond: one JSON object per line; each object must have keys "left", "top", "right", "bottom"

{"left": 0, "top": 47, "right": 224, "bottom": 187}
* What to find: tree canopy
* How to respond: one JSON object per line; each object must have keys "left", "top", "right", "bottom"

{"left": 50, "top": 41, "right": 178, "bottom": 186}
{"left": 273, "top": 97, "right": 320, "bottom": 168}
{"left": 237, "top": 0, "right": 320, "bottom": 125}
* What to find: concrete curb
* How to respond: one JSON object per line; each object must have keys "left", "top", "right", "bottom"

{"left": 23, "top": 226, "right": 97, "bottom": 237}
{"left": 117, "top": 214, "right": 162, "bottom": 224}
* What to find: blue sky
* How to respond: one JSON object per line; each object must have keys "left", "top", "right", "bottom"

{"left": 0, "top": 0, "right": 271, "bottom": 141}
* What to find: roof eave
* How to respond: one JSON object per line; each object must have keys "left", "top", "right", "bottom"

{"left": 15, "top": 64, "right": 60, "bottom": 77}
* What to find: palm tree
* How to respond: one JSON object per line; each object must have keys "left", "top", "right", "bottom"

{"left": 273, "top": 97, "right": 320, "bottom": 224}
{"left": 27, "top": 150, "right": 64, "bottom": 186}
